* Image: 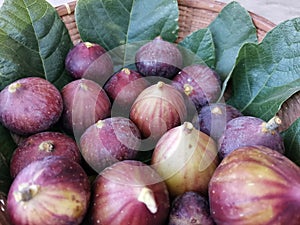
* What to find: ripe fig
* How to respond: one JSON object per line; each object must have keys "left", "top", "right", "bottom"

{"left": 104, "top": 68, "right": 149, "bottom": 113}
{"left": 209, "top": 145, "right": 300, "bottom": 225}
{"left": 7, "top": 156, "right": 90, "bottom": 225}
{"left": 10, "top": 131, "right": 81, "bottom": 178}
{"left": 151, "top": 122, "right": 219, "bottom": 198}
{"left": 89, "top": 160, "right": 170, "bottom": 225}
{"left": 60, "top": 78, "right": 111, "bottom": 137}
{"left": 193, "top": 103, "right": 243, "bottom": 141}
{"left": 65, "top": 41, "right": 114, "bottom": 85}
{"left": 218, "top": 116, "right": 285, "bottom": 159}
{"left": 130, "top": 81, "right": 187, "bottom": 143}
{"left": 168, "top": 191, "right": 215, "bottom": 225}
{"left": 0, "top": 77, "right": 63, "bottom": 136}
{"left": 172, "top": 64, "right": 222, "bottom": 113}
{"left": 135, "top": 36, "right": 183, "bottom": 79}
{"left": 80, "top": 117, "right": 141, "bottom": 173}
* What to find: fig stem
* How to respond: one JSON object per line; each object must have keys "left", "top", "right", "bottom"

{"left": 84, "top": 42, "right": 94, "bottom": 48}
{"left": 262, "top": 116, "right": 281, "bottom": 133}
{"left": 183, "top": 84, "right": 193, "bottom": 96}
{"left": 157, "top": 81, "right": 165, "bottom": 89}
{"left": 137, "top": 187, "right": 158, "bottom": 214}
{"left": 211, "top": 106, "right": 223, "bottom": 115}
{"left": 122, "top": 68, "right": 131, "bottom": 75}
{"left": 183, "top": 121, "right": 194, "bottom": 134}
{"left": 8, "top": 82, "right": 21, "bottom": 93}
{"left": 13, "top": 184, "right": 40, "bottom": 202}
{"left": 96, "top": 120, "right": 105, "bottom": 129}
{"left": 39, "top": 141, "right": 54, "bottom": 152}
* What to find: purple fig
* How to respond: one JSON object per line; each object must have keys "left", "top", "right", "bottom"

{"left": 193, "top": 103, "right": 243, "bottom": 141}
{"left": 104, "top": 68, "right": 150, "bottom": 112}
{"left": 168, "top": 191, "right": 215, "bottom": 225}
{"left": 10, "top": 131, "right": 81, "bottom": 178}
{"left": 60, "top": 78, "right": 111, "bottom": 137}
{"left": 0, "top": 77, "right": 63, "bottom": 136}
{"left": 172, "top": 64, "right": 222, "bottom": 113}
{"left": 89, "top": 160, "right": 170, "bottom": 225}
{"left": 218, "top": 116, "right": 285, "bottom": 159}
{"left": 65, "top": 41, "right": 114, "bottom": 85}
{"left": 135, "top": 36, "right": 183, "bottom": 79}
{"left": 209, "top": 145, "right": 300, "bottom": 225}
{"left": 80, "top": 117, "right": 141, "bottom": 172}
{"left": 7, "top": 156, "right": 90, "bottom": 225}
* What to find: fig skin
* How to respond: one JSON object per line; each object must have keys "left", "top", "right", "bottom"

{"left": 0, "top": 77, "right": 63, "bottom": 136}
{"left": 65, "top": 41, "right": 114, "bottom": 85}
{"left": 89, "top": 160, "right": 170, "bottom": 225}
{"left": 80, "top": 117, "right": 141, "bottom": 173}
{"left": 168, "top": 191, "right": 215, "bottom": 225}
{"left": 151, "top": 122, "right": 219, "bottom": 198}
{"left": 130, "top": 81, "right": 187, "bottom": 142}
{"left": 10, "top": 131, "right": 81, "bottom": 178}
{"left": 60, "top": 78, "right": 111, "bottom": 137}
{"left": 135, "top": 36, "right": 183, "bottom": 79}
{"left": 193, "top": 103, "right": 243, "bottom": 141}
{"left": 7, "top": 156, "right": 91, "bottom": 225}
{"left": 104, "top": 68, "right": 150, "bottom": 112}
{"left": 218, "top": 116, "right": 285, "bottom": 159}
{"left": 209, "top": 145, "right": 300, "bottom": 225}
{"left": 172, "top": 64, "right": 222, "bottom": 113}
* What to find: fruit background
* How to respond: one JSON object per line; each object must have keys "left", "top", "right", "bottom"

{"left": 1, "top": 0, "right": 299, "bottom": 24}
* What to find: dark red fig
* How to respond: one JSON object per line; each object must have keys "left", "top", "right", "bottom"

{"left": 135, "top": 36, "right": 183, "bottom": 79}
{"left": 193, "top": 103, "right": 243, "bottom": 141}
{"left": 80, "top": 117, "right": 141, "bottom": 173}
{"left": 218, "top": 116, "right": 285, "bottom": 159}
{"left": 65, "top": 41, "right": 114, "bottom": 85}
{"left": 60, "top": 78, "right": 111, "bottom": 137}
{"left": 172, "top": 64, "right": 222, "bottom": 113}
{"left": 10, "top": 131, "right": 81, "bottom": 178}
{"left": 7, "top": 156, "right": 90, "bottom": 225}
{"left": 209, "top": 145, "right": 300, "bottom": 225}
{"left": 130, "top": 81, "right": 187, "bottom": 142}
{"left": 104, "top": 68, "right": 149, "bottom": 113}
{"left": 168, "top": 191, "right": 215, "bottom": 225}
{"left": 0, "top": 77, "right": 63, "bottom": 136}
{"left": 89, "top": 160, "right": 170, "bottom": 225}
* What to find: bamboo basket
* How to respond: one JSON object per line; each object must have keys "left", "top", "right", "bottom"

{"left": 0, "top": 0, "right": 299, "bottom": 224}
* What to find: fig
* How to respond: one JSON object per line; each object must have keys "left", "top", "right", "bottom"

{"left": 135, "top": 36, "right": 183, "bottom": 79}
{"left": 209, "top": 145, "right": 300, "bottom": 225}
{"left": 7, "top": 156, "right": 90, "bottom": 225}
{"left": 65, "top": 41, "right": 114, "bottom": 85}
{"left": 80, "top": 117, "right": 141, "bottom": 172}
{"left": 104, "top": 68, "right": 149, "bottom": 113}
{"left": 218, "top": 115, "right": 285, "bottom": 159}
{"left": 0, "top": 77, "right": 63, "bottom": 136}
{"left": 193, "top": 103, "right": 243, "bottom": 141}
{"left": 60, "top": 78, "right": 111, "bottom": 137}
{"left": 168, "top": 191, "right": 215, "bottom": 225}
{"left": 130, "top": 81, "right": 187, "bottom": 143}
{"left": 172, "top": 64, "right": 221, "bottom": 113}
{"left": 151, "top": 122, "right": 219, "bottom": 198}
{"left": 89, "top": 160, "right": 170, "bottom": 225}
{"left": 10, "top": 131, "right": 81, "bottom": 178}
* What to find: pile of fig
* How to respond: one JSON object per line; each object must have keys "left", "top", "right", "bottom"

{"left": 1, "top": 3, "right": 300, "bottom": 225}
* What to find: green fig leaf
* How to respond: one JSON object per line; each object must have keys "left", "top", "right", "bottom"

{"left": 178, "top": 28, "right": 215, "bottom": 68}
{"left": 0, "top": 124, "right": 16, "bottom": 194}
{"left": 227, "top": 18, "right": 300, "bottom": 121}
{"left": 208, "top": 1, "right": 257, "bottom": 80}
{"left": 0, "top": 0, "right": 73, "bottom": 90}
{"left": 282, "top": 117, "right": 300, "bottom": 166}
{"left": 75, "top": 0, "right": 179, "bottom": 51}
